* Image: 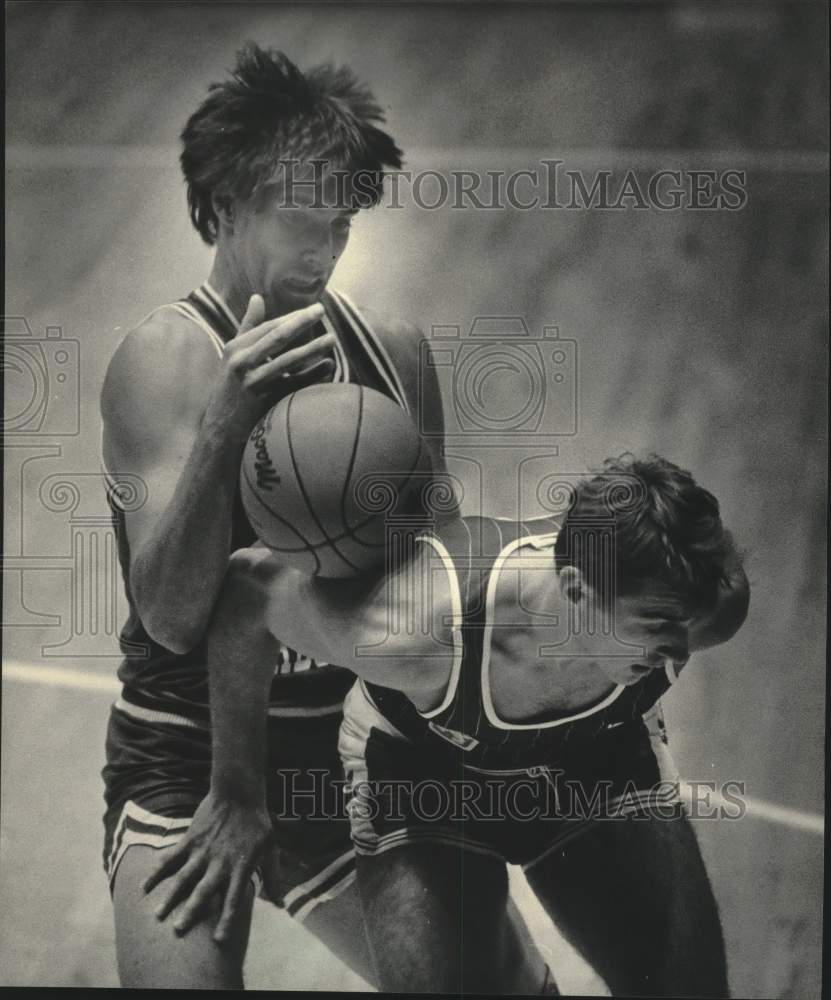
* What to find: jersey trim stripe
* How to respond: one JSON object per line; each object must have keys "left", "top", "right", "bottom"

{"left": 170, "top": 301, "right": 226, "bottom": 356}
{"left": 201, "top": 281, "right": 240, "bottom": 331}
{"left": 329, "top": 289, "right": 409, "bottom": 412}
{"left": 413, "top": 533, "right": 465, "bottom": 720}
{"left": 479, "top": 531, "right": 626, "bottom": 731}
{"left": 319, "top": 309, "right": 351, "bottom": 382}
{"left": 186, "top": 286, "right": 237, "bottom": 343}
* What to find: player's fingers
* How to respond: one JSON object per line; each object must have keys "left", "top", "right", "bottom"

{"left": 213, "top": 869, "right": 251, "bottom": 943}
{"left": 236, "top": 294, "right": 266, "bottom": 336}
{"left": 245, "top": 333, "right": 336, "bottom": 389}
{"left": 173, "top": 864, "right": 226, "bottom": 936}
{"left": 234, "top": 302, "right": 324, "bottom": 358}
{"left": 142, "top": 842, "right": 191, "bottom": 894}
{"left": 285, "top": 356, "right": 336, "bottom": 391}
{"left": 153, "top": 854, "right": 208, "bottom": 921}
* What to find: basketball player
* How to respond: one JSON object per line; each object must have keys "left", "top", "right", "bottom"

{"left": 100, "top": 43, "right": 546, "bottom": 991}
{"left": 173, "top": 453, "right": 749, "bottom": 994}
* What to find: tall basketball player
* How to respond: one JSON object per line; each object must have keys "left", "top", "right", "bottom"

{"left": 170, "top": 454, "right": 749, "bottom": 994}
{"left": 100, "top": 43, "right": 544, "bottom": 990}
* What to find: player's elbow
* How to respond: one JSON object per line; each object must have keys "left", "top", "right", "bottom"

{"left": 141, "top": 607, "right": 204, "bottom": 655}
{"left": 131, "top": 571, "right": 206, "bottom": 653}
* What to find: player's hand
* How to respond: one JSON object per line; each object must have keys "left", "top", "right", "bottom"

{"left": 204, "top": 293, "right": 337, "bottom": 444}
{"left": 142, "top": 791, "right": 274, "bottom": 942}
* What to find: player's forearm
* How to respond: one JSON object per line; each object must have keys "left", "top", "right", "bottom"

{"left": 205, "top": 565, "right": 277, "bottom": 803}
{"left": 131, "top": 426, "right": 245, "bottom": 653}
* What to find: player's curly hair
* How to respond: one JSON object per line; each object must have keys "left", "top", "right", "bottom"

{"left": 554, "top": 453, "right": 740, "bottom": 613}
{"left": 180, "top": 42, "right": 403, "bottom": 244}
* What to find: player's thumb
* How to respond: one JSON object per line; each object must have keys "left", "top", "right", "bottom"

{"left": 237, "top": 294, "right": 266, "bottom": 336}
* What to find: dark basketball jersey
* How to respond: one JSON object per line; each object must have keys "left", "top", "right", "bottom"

{"left": 363, "top": 515, "right": 675, "bottom": 772}
{"left": 104, "top": 281, "right": 411, "bottom": 721}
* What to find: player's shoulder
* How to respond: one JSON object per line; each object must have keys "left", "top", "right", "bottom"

{"left": 343, "top": 298, "right": 425, "bottom": 360}
{"left": 101, "top": 302, "right": 222, "bottom": 418}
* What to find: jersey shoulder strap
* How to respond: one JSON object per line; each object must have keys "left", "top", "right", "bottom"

{"left": 324, "top": 289, "right": 410, "bottom": 412}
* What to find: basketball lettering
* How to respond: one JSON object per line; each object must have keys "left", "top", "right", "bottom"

{"left": 251, "top": 421, "right": 281, "bottom": 491}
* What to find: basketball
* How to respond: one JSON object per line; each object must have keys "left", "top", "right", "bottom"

{"left": 239, "top": 383, "right": 431, "bottom": 577}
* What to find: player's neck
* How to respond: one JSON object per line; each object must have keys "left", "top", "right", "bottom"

{"left": 207, "top": 253, "right": 249, "bottom": 324}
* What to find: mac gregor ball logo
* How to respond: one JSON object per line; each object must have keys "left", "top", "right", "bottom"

{"left": 251, "top": 420, "right": 281, "bottom": 491}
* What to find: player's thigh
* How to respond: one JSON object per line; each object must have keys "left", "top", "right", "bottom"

{"left": 525, "top": 813, "right": 727, "bottom": 997}
{"left": 112, "top": 844, "right": 254, "bottom": 990}
{"left": 355, "top": 844, "right": 510, "bottom": 993}
{"left": 296, "top": 876, "right": 376, "bottom": 987}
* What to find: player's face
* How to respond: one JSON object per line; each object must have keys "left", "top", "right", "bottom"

{"left": 597, "top": 588, "right": 693, "bottom": 687}
{"left": 230, "top": 179, "right": 356, "bottom": 317}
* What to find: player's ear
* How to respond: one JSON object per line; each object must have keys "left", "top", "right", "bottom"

{"left": 212, "top": 192, "right": 235, "bottom": 232}
{"left": 558, "top": 565, "right": 585, "bottom": 605}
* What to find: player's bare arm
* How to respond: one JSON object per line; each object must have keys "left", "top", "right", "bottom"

{"left": 100, "top": 296, "right": 335, "bottom": 652}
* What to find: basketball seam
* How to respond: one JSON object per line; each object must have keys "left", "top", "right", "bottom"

{"left": 285, "top": 391, "right": 364, "bottom": 574}
{"left": 339, "top": 383, "right": 365, "bottom": 534}
{"left": 240, "top": 460, "right": 322, "bottom": 575}
{"left": 242, "top": 454, "right": 388, "bottom": 551}
{"left": 348, "top": 426, "right": 426, "bottom": 544}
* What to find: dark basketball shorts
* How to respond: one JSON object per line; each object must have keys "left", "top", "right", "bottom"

{"left": 338, "top": 682, "right": 684, "bottom": 870}
{"left": 102, "top": 693, "right": 355, "bottom": 921}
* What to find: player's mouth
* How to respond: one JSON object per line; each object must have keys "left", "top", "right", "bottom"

{"left": 284, "top": 276, "right": 326, "bottom": 296}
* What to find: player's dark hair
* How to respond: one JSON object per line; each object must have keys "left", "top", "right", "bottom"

{"left": 554, "top": 453, "right": 739, "bottom": 613}
{"left": 180, "top": 42, "right": 403, "bottom": 244}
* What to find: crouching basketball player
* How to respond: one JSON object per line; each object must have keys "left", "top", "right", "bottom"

{"left": 176, "top": 453, "right": 748, "bottom": 995}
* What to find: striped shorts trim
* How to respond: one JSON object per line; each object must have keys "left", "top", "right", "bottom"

{"left": 280, "top": 849, "right": 357, "bottom": 922}
{"left": 106, "top": 800, "right": 356, "bottom": 922}
{"left": 113, "top": 695, "right": 345, "bottom": 728}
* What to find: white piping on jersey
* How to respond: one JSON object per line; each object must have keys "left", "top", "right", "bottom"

{"left": 328, "top": 288, "right": 410, "bottom": 412}
{"left": 412, "top": 533, "right": 465, "bottom": 719}
{"left": 479, "top": 531, "right": 626, "bottom": 731}
{"left": 169, "top": 300, "right": 226, "bottom": 356}
{"left": 318, "top": 309, "right": 350, "bottom": 382}
{"left": 664, "top": 660, "right": 678, "bottom": 684}
{"left": 201, "top": 281, "right": 241, "bottom": 331}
